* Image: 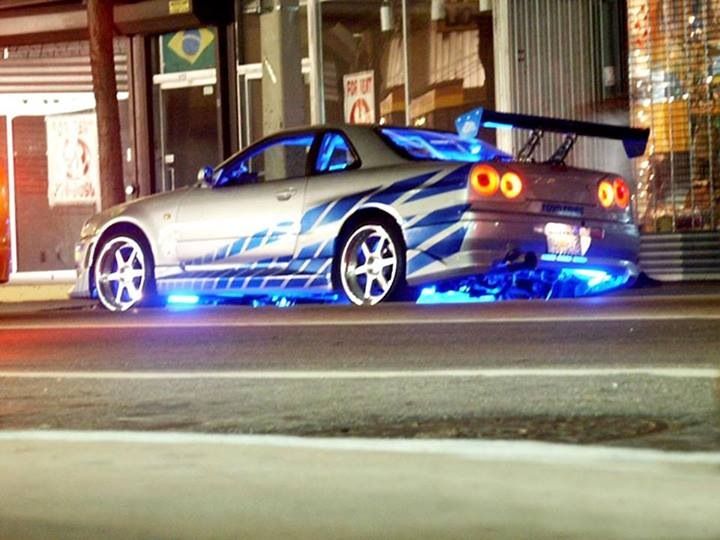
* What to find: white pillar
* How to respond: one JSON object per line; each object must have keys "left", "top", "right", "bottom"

{"left": 492, "top": 0, "right": 514, "bottom": 154}
{"left": 260, "top": 0, "right": 305, "bottom": 136}
{"left": 401, "top": 0, "right": 411, "bottom": 125}
{"left": 306, "top": 0, "right": 325, "bottom": 125}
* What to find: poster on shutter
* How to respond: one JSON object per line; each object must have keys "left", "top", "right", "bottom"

{"left": 343, "top": 71, "right": 375, "bottom": 124}
{"left": 45, "top": 113, "right": 100, "bottom": 208}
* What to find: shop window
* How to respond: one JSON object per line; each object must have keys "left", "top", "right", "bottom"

{"left": 629, "top": 0, "right": 720, "bottom": 232}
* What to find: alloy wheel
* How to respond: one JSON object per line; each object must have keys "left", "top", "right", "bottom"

{"left": 340, "top": 224, "right": 399, "bottom": 305}
{"left": 94, "top": 236, "right": 148, "bottom": 312}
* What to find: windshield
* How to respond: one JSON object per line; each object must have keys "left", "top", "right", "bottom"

{"left": 379, "top": 127, "right": 511, "bottom": 163}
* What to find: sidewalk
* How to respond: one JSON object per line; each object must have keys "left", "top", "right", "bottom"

{"left": 0, "top": 272, "right": 90, "bottom": 310}
{"left": 1, "top": 431, "right": 719, "bottom": 540}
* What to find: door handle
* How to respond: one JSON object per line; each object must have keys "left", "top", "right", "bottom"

{"left": 276, "top": 187, "right": 297, "bottom": 201}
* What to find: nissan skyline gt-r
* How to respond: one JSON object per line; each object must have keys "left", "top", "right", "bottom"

{"left": 72, "top": 108, "right": 649, "bottom": 311}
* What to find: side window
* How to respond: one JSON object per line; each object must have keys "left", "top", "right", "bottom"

{"left": 315, "top": 132, "right": 359, "bottom": 174}
{"left": 220, "top": 133, "right": 315, "bottom": 187}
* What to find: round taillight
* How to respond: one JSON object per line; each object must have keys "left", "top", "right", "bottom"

{"left": 500, "top": 172, "right": 523, "bottom": 199}
{"left": 614, "top": 178, "right": 630, "bottom": 209}
{"left": 598, "top": 180, "right": 615, "bottom": 209}
{"left": 470, "top": 164, "right": 500, "bottom": 197}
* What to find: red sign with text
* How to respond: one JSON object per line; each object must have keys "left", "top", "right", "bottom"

{"left": 344, "top": 71, "right": 375, "bottom": 124}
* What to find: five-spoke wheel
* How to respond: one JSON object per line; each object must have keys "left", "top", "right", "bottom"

{"left": 338, "top": 221, "right": 405, "bottom": 305}
{"left": 94, "top": 235, "right": 154, "bottom": 312}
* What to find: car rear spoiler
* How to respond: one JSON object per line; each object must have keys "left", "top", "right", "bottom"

{"left": 455, "top": 107, "right": 650, "bottom": 161}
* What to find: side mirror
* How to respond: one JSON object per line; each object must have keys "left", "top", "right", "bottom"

{"left": 197, "top": 166, "right": 214, "bottom": 186}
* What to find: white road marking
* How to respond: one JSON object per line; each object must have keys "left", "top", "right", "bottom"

{"left": 1, "top": 430, "right": 719, "bottom": 466}
{"left": 2, "top": 312, "right": 720, "bottom": 331}
{"left": 0, "top": 367, "right": 717, "bottom": 380}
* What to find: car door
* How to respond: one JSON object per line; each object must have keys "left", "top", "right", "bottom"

{"left": 174, "top": 132, "right": 317, "bottom": 272}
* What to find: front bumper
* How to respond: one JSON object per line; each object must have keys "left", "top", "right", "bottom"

{"left": 69, "top": 236, "right": 97, "bottom": 299}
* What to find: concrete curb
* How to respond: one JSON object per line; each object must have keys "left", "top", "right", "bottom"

{"left": 0, "top": 282, "right": 73, "bottom": 303}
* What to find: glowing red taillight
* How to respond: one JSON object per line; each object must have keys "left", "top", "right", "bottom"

{"left": 598, "top": 180, "right": 615, "bottom": 209}
{"left": 614, "top": 178, "right": 630, "bottom": 209}
{"left": 500, "top": 172, "right": 523, "bottom": 199}
{"left": 470, "top": 164, "right": 500, "bottom": 197}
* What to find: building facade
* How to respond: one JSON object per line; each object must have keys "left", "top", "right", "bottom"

{"left": 0, "top": 0, "right": 647, "bottom": 279}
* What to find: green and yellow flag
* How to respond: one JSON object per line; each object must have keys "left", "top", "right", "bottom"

{"left": 162, "top": 28, "right": 216, "bottom": 73}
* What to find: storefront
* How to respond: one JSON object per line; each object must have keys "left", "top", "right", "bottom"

{"left": 0, "top": 40, "right": 132, "bottom": 275}
{"left": 0, "top": 0, "right": 641, "bottom": 281}
{"left": 0, "top": 0, "right": 234, "bottom": 277}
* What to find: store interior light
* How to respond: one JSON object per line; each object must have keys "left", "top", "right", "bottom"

{"left": 431, "top": 0, "right": 446, "bottom": 21}
{"left": 380, "top": 3, "right": 394, "bottom": 32}
{"left": 478, "top": 0, "right": 492, "bottom": 12}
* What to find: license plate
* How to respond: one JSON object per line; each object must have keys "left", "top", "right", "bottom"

{"left": 545, "top": 223, "right": 581, "bottom": 256}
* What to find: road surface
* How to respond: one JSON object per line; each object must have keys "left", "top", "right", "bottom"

{"left": 1, "top": 292, "right": 719, "bottom": 538}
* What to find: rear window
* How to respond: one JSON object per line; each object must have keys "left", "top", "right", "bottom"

{"left": 379, "top": 127, "right": 510, "bottom": 163}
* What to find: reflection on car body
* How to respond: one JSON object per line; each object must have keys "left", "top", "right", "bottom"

{"left": 72, "top": 109, "right": 649, "bottom": 311}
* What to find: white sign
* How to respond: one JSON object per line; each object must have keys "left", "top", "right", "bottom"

{"left": 343, "top": 70, "right": 375, "bottom": 124}
{"left": 46, "top": 113, "right": 100, "bottom": 208}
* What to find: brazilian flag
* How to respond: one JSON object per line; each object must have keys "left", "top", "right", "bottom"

{"left": 162, "top": 28, "right": 216, "bottom": 73}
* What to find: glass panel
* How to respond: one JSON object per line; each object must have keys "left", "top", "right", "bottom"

{"left": 160, "top": 85, "right": 219, "bottom": 190}
{"left": 629, "top": 0, "right": 720, "bottom": 232}
{"left": 407, "top": 1, "right": 495, "bottom": 139}
{"left": 320, "top": 0, "right": 407, "bottom": 125}
{"left": 219, "top": 134, "right": 314, "bottom": 187}
{"left": 379, "top": 127, "right": 510, "bottom": 162}
{"left": 315, "top": 132, "right": 358, "bottom": 172}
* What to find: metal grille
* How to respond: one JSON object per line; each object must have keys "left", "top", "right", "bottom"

{"left": 0, "top": 40, "right": 128, "bottom": 93}
{"left": 507, "top": 0, "right": 632, "bottom": 179}
{"left": 628, "top": 0, "right": 720, "bottom": 233}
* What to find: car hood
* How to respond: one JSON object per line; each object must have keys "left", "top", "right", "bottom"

{"left": 82, "top": 186, "right": 194, "bottom": 238}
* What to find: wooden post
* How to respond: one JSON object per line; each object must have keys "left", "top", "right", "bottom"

{"left": 87, "top": 0, "right": 124, "bottom": 209}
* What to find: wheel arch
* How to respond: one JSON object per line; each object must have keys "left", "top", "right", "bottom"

{"left": 335, "top": 205, "right": 406, "bottom": 256}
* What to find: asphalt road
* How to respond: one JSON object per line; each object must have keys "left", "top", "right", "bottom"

{"left": 1, "top": 291, "right": 720, "bottom": 538}
{"left": 1, "top": 294, "right": 720, "bottom": 447}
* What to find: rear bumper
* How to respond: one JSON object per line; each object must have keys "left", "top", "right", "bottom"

{"left": 406, "top": 212, "right": 639, "bottom": 285}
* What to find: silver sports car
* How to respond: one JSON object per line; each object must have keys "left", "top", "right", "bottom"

{"left": 72, "top": 108, "right": 649, "bottom": 311}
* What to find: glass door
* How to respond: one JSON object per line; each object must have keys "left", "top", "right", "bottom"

{"left": 159, "top": 84, "right": 219, "bottom": 191}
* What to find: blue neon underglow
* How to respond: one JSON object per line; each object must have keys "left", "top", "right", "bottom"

{"left": 416, "top": 286, "right": 497, "bottom": 304}
{"left": 560, "top": 267, "right": 630, "bottom": 295}
{"left": 482, "top": 121, "right": 514, "bottom": 130}
{"left": 565, "top": 269, "right": 613, "bottom": 288}
{"left": 381, "top": 128, "right": 510, "bottom": 163}
{"left": 167, "top": 294, "right": 200, "bottom": 305}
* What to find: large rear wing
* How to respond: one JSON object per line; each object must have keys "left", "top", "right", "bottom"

{"left": 455, "top": 107, "right": 650, "bottom": 162}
